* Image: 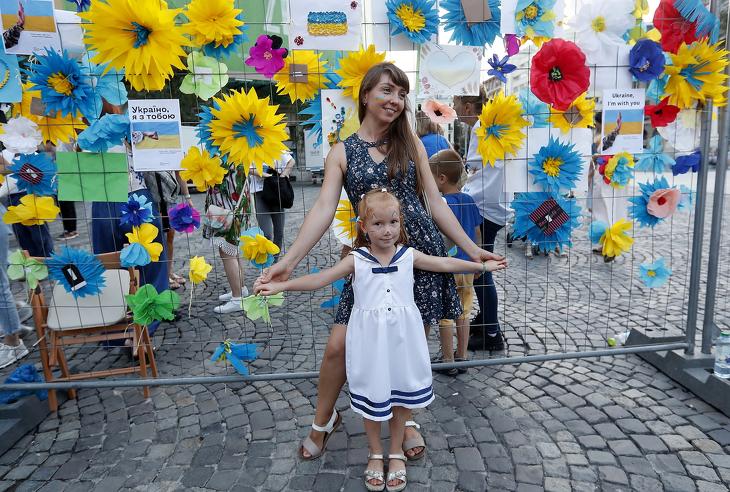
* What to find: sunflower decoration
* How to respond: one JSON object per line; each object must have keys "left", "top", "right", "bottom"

{"left": 47, "top": 247, "right": 106, "bottom": 299}
{"left": 511, "top": 191, "right": 582, "bottom": 253}
{"left": 528, "top": 136, "right": 583, "bottom": 193}
{"left": 628, "top": 177, "right": 681, "bottom": 228}
{"left": 3, "top": 194, "right": 60, "bottom": 226}
{"left": 515, "top": 0, "right": 557, "bottom": 43}
{"left": 12, "top": 83, "right": 86, "bottom": 145}
{"left": 530, "top": 39, "right": 590, "bottom": 111}
{"left": 180, "top": 146, "right": 226, "bottom": 191}
{"left": 207, "top": 88, "right": 288, "bottom": 175}
{"left": 599, "top": 152, "right": 635, "bottom": 189}
{"left": 240, "top": 227, "right": 280, "bottom": 269}
{"left": 331, "top": 190, "right": 357, "bottom": 247}
{"left": 549, "top": 93, "right": 595, "bottom": 133}
{"left": 440, "top": 0, "right": 501, "bottom": 47}
{"left": 475, "top": 92, "right": 529, "bottom": 167}
{"left": 663, "top": 40, "right": 729, "bottom": 109}
{"left": 386, "top": 0, "right": 439, "bottom": 44}
{"left": 273, "top": 50, "right": 328, "bottom": 104}
{"left": 9, "top": 153, "right": 57, "bottom": 197}
{"left": 184, "top": 0, "right": 247, "bottom": 59}
{"left": 79, "top": 0, "right": 188, "bottom": 91}
{"left": 335, "top": 45, "right": 386, "bottom": 103}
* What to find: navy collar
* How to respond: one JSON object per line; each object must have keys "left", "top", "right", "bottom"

{"left": 353, "top": 245, "right": 409, "bottom": 274}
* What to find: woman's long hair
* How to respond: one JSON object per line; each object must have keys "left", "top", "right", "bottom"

{"left": 353, "top": 189, "right": 409, "bottom": 249}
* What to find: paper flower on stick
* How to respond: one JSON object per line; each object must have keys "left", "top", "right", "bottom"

{"left": 47, "top": 247, "right": 106, "bottom": 298}
{"left": 635, "top": 135, "right": 675, "bottom": 173}
{"left": 184, "top": 0, "right": 247, "bottom": 58}
{"left": 125, "top": 224, "right": 163, "bottom": 262}
{"left": 0, "top": 117, "right": 42, "bottom": 154}
{"left": 519, "top": 89, "right": 550, "bottom": 128}
{"left": 335, "top": 45, "right": 386, "bottom": 103}
{"left": 629, "top": 39, "right": 665, "bottom": 82}
{"left": 475, "top": 92, "right": 529, "bottom": 167}
{"left": 299, "top": 93, "right": 323, "bottom": 148}
{"left": 211, "top": 340, "right": 258, "bottom": 376}
{"left": 548, "top": 93, "right": 595, "bottom": 133}
{"left": 77, "top": 113, "right": 130, "bottom": 152}
{"left": 9, "top": 153, "right": 57, "bottom": 197}
{"left": 3, "top": 195, "right": 59, "bottom": 226}
{"left": 7, "top": 250, "right": 48, "bottom": 289}
{"left": 180, "top": 146, "right": 226, "bottom": 191}
{"left": 242, "top": 293, "right": 284, "bottom": 324}
{"left": 386, "top": 0, "right": 439, "bottom": 44}
{"left": 598, "top": 219, "right": 634, "bottom": 258}
{"left": 511, "top": 192, "right": 582, "bottom": 253}
{"left": 530, "top": 39, "right": 590, "bottom": 111}
{"left": 515, "top": 0, "right": 557, "bottom": 40}
{"left": 440, "top": 0, "right": 501, "bottom": 46}
{"left": 126, "top": 284, "right": 179, "bottom": 326}
{"left": 423, "top": 99, "right": 456, "bottom": 125}
{"left": 599, "top": 152, "right": 635, "bottom": 189}
{"left": 273, "top": 50, "right": 328, "bottom": 104}
{"left": 653, "top": 0, "right": 718, "bottom": 53}
{"left": 120, "top": 193, "right": 154, "bottom": 227}
{"left": 528, "top": 136, "right": 583, "bottom": 193}
{"left": 664, "top": 40, "right": 728, "bottom": 109}
{"left": 188, "top": 256, "right": 211, "bottom": 284}
{"left": 639, "top": 257, "right": 671, "bottom": 288}
{"left": 120, "top": 243, "right": 150, "bottom": 267}
{"left": 628, "top": 177, "right": 681, "bottom": 227}
{"left": 645, "top": 97, "right": 680, "bottom": 128}
{"left": 169, "top": 203, "right": 201, "bottom": 233}
{"left": 240, "top": 227, "right": 280, "bottom": 269}
{"left": 180, "top": 51, "right": 229, "bottom": 101}
{"left": 487, "top": 54, "right": 516, "bottom": 84}
{"left": 245, "top": 35, "right": 287, "bottom": 79}
{"left": 570, "top": 0, "right": 634, "bottom": 65}
{"left": 12, "top": 83, "right": 86, "bottom": 145}
{"left": 672, "top": 150, "right": 701, "bottom": 175}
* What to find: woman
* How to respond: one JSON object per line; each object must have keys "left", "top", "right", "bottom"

{"left": 250, "top": 150, "right": 295, "bottom": 255}
{"left": 258, "top": 63, "right": 504, "bottom": 464}
{"left": 415, "top": 110, "right": 450, "bottom": 158}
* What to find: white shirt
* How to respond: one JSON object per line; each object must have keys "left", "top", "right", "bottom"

{"left": 248, "top": 152, "right": 293, "bottom": 193}
{"left": 460, "top": 121, "right": 510, "bottom": 226}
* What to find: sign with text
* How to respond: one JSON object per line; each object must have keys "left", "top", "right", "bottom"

{"left": 128, "top": 99, "right": 184, "bottom": 171}
{"left": 600, "top": 89, "right": 645, "bottom": 155}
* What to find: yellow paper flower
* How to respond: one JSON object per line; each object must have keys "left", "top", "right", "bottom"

{"left": 10, "top": 83, "right": 86, "bottom": 144}
{"left": 664, "top": 40, "right": 729, "bottom": 109}
{"left": 180, "top": 147, "right": 226, "bottom": 191}
{"left": 273, "top": 50, "right": 328, "bottom": 103}
{"left": 549, "top": 93, "right": 595, "bottom": 133}
{"left": 3, "top": 195, "right": 59, "bottom": 226}
{"left": 208, "top": 88, "right": 288, "bottom": 175}
{"left": 125, "top": 223, "right": 163, "bottom": 262}
{"left": 600, "top": 219, "right": 634, "bottom": 258}
{"left": 335, "top": 45, "right": 387, "bottom": 103}
{"left": 240, "top": 234, "right": 280, "bottom": 265}
{"left": 476, "top": 92, "right": 529, "bottom": 167}
{"left": 184, "top": 0, "right": 243, "bottom": 49}
{"left": 188, "top": 255, "right": 212, "bottom": 284}
{"left": 80, "top": 0, "right": 188, "bottom": 91}
{"left": 604, "top": 152, "right": 635, "bottom": 189}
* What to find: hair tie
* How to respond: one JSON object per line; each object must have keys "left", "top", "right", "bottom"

{"left": 360, "top": 193, "right": 365, "bottom": 199}
{"left": 380, "top": 188, "right": 387, "bottom": 193}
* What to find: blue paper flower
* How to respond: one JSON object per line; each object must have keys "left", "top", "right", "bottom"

{"left": 197, "top": 100, "right": 224, "bottom": 160}
{"left": 120, "top": 193, "right": 154, "bottom": 227}
{"left": 635, "top": 135, "right": 675, "bottom": 173}
{"left": 528, "top": 135, "right": 583, "bottom": 193}
{"left": 511, "top": 192, "right": 582, "bottom": 253}
{"left": 675, "top": 0, "right": 720, "bottom": 43}
{"left": 646, "top": 73, "right": 669, "bottom": 104}
{"left": 487, "top": 54, "right": 517, "bottom": 84}
{"left": 26, "top": 48, "right": 97, "bottom": 120}
{"left": 9, "top": 153, "right": 57, "bottom": 197}
{"left": 672, "top": 150, "right": 701, "bottom": 175}
{"left": 629, "top": 39, "right": 665, "bottom": 82}
{"left": 299, "top": 92, "right": 323, "bottom": 148}
{"left": 677, "top": 184, "right": 694, "bottom": 211}
{"left": 514, "top": 0, "right": 556, "bottom": 38}
{"left": 638, "top": 257, "right": 671, "bottom": 288}
{"left": 82, "top": 53, "right": 128, "bottom": 112}
{"left": 211, "top": 340, "right": 258, "bottom": 376}
{"left": 120, "top": 242, "right": 151, "bottom": 267}
{"left": 47, "top": 247, "right": 106, "bottom": 298}
{"left": 589, "top": 220, "right": 608, "bottom": 244}
{"left": 440, "top": 0, "right": 501, "bottom": 46}
{"left": 202, "top": 13, "right": 248, "bottom": 59}
{"left": 168, "top": 203, "right": 201, "bottom": 233}
{"left": 628, "top": 177, "right": 674, "bottom": 228}
{"left": 386, "top": 0, "right": 439, "bottom": 44}
{"left": 518, "top": 88, "right": 550, "bottom": 128}
{"left": 77, "top": 113, "right": 130, "bottom": 152}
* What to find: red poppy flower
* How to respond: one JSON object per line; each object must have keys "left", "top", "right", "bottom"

{"left": 653, "top": 0, "right": 698, "bottom": 54}
{"left": 645, "top": 97, "right": 680, "bottom": 128}
{"left": 530, "top": 39, "right": 590, "bottom": 111}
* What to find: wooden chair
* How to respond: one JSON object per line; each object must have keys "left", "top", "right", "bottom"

{"left": 28, "top": 251, "right": 158, "bottom": 411}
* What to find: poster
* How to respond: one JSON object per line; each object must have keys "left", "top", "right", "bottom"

{"left": 418, "top": 43, "right": 482, "bottom": 98}
{"left": 0, "top": 52, "right": 21, "bottom": 102}
{"left": 303, "top": 129, "right": 324, "bottom": 171}
{"left": 600, "top": 88, "right": 645, "bottom": 154}
{"left": 320, "top": 89, "right": 358, "bottom": 158}
{"left": 289, "top": 0, "right": 362, "bottom": 51}
{"left": 0, "top": 0, "right": 60, "bottom": 55}
{"left": 128, "top": 99, "right": 184, "bottom": 171}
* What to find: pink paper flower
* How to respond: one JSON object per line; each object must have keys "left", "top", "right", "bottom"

{"left": 505, "top": 34, "right": 521, "bottom": 56}
{"left": 646, "top": 188, "right": 681, "bottom": 218}
{"left": 423, "top": 99, "right": 457, "bottom": 124}
{"left": 245, "top": 35, "right": 288, "bottom": 79}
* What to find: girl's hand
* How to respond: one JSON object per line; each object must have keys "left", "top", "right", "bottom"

{"left": 482, "top": 258, "right": 508, "bottom": 272}
{"left": 469, "top": 247, "right": 505, "bottom": 264}
{"left": 257, "top": 259, "right": 294, "bottom": 285}
{"left": 254, "top": 279, "right": 284, "bottom": 296}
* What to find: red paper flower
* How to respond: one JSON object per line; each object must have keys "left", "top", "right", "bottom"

{"left": 645, "top": 97, "right": 680, "bottom": 128}
{"left": 530, "top": 39, "right": 590, "bottom": 111}
{"left": 653, "top": 0, "right": 698, "bottom": 54}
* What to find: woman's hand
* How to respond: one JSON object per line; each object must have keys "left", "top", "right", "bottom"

{"left": 469, "top": 247, "right": 505, "bottom": 264}
{"left": 256, "top": 259, "right": 294, "bottom": 285}
{"left": 254, "top": 279, "right": 284, "bottom": 296}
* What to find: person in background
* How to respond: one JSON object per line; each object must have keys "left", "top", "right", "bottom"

{"left": 415, "top": 110, "right": 450, "bottom": 158}
{"left": 250, "top": 150, "right": 295, "bottom": 256}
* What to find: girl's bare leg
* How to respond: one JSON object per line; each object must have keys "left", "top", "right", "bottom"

{"left": 388, "top": 407, "right": 408, "bottom": 487}
{"left": 364, "top": 418, "right": 385, "bottom": 488}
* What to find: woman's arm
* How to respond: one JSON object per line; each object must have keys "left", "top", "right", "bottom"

{"left": 280, "top": 155, "right": 296, "bottom": 178}
{"left": 255, "top": 255, "right": 354, "bottom": 295}
{"left": 175, "top": 171, "right": 193, "bottom": 206}
{"left": 413, "top": 250, "right": 507, "bottom": 274}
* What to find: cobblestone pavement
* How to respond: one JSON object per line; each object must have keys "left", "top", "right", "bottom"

{"left": 1, "top": 175, "right": 730, "bottom": 491}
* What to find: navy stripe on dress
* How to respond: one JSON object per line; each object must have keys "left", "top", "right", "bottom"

{"left": 350, "top": 385, "right": 433, "bottom": 408}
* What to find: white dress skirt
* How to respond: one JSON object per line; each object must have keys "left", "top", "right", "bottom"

{"left": 345, "top": 245, "right": 434, "bottom": 421}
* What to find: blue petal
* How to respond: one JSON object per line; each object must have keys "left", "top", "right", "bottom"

{"left": 9, "top": 153, "right": 57, "bottom": 197}
{"left": 47, "top": 247, "right": 106, "bottom": 298}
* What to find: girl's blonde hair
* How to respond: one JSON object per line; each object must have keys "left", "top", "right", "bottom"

{"left": 353, "top": 189, "right": 409, "bottom": 249}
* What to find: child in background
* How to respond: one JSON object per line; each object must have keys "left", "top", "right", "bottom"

{"left": 255, "top": 189, "right": 506, "bottom": 491}
{"left": 429, "top": 150, "right": 483, "bottom": 375}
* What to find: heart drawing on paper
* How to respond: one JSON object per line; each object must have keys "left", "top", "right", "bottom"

{"left": 425, "top": 51, "right": 477, "bottom": 89}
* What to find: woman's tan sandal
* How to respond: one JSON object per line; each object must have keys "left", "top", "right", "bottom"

{"left": 364, "top": 453, "right": 385, "bottom": 491}
{"left": 386, "top": 454, "right": 408, "bottom": 492}
{"left": 298, "top": 409, "right": 342, "bottom": 460}
{"left": 402, "top": 420, "right": 426, "bottom": 461}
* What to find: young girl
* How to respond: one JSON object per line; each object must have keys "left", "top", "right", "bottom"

{"left": 256, "top": 189, "right": 506, "bottom": 491}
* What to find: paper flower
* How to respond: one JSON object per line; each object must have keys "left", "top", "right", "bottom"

{"left": 0, "top": 117, "right": 42, "bottom": 154}
{"left": 505, "top": 34, "right": 521, "bottom": 56}
{"left": 475, "top": 92, "right": 529, "bottom": 167}
{"left": 120, "top": 243, "right": 151, "bottom": 267}
{"left": 79, "top": 0, "right": 188, "bottom": 91}
{"left": 515, "top": 0, "right": 557, "bottom": 39}
{"left": 126, "top": 284, "right": 180, "bottom": 326}
{"left": 125, "top": 224, "right": 163, "bottom": 262}
{"left": 589, "top": 220, "right": 609, "bottom": 245}
{"left": 672, "top": 150, "right": 701, "bottom": 175}
{"left": 180, "top": 51, "right": 229, "bottom": 101}
{"left": 82, "top": 54, "right": 128, "bottom": 109}
{"left": 180, "top": 146, "right": 226, "bottom": 191}
{"left": 639, "top": 257, "right": 672, "bottom": 288}
{"left": 529, "top": 136, "right": 583, "bottom": 193}
{"left": 9, "top": 153, "right": 57, "bottom": 197}
{"left": 245, "top": 35, "right": 288, "bottom": 79}
{"left": 653, "top": 0, "right": 718, "bottom": 53}
{"left": 120, "top": 193, "right": 154, "bottom": 227}
{"left": 185, "top": 0, "right": 246, "bottom": 58}
{"left": 548, "top": 93, "right": 595, "bottom": 133}
{"left": 299, "top": 92, "right": 323, "bottom": 148}
{"left": 600, "top": 219, "right": 634, "bottom": 258}
{"left": 169, "top": 203, "right": 201, "bottom": 233}
{"left": 188, "top": 256, "right": 212, "bottom": 284}
{"left": 273, "top": 50, "right": 328, "bottom": 104}
{"left": 629, "top": 39, "right": 666, "bottom": 82}
{"left": 423, "top": 99, "right": 457, "bottom": 125}
{"left": 647, "top": 74, "right": 669, "bottom": 104}
{"left": 664, "top": 40, "right": 728, "bottom": 109}
{"left": 335, "top": 45, "right": 387, "bottom": 103}
{"left": 487, "top": 54, "right": 516, "bottom": 84}
{"left": 7, "top": 250, "right": 48, "bottom": 289}
{"left": 635, "top": 135, "right": 675, "bottom": 173}
{"left": 386, "top": 0, "right": 439, "bottom": 44}
{"left": 211, "top": 340, "right": 258, "bottom": 376}
{"left": 207, "top": 88, "right": 288, "bottom": 175}
{"left": 440, "top": 0, "right": 501, "bottom": 46}
{"left": 27, "top": 48, "right": 97, "bottom": 120}
{"left": 518, "top": 88, "right": 550, "bottom": 128}
{"left": 530, "top": 39, "right": 590, "bottom": 111}
{"left": 240, "top": 227, "right": 280, "bottom": 268}
{"left": 12, "top": 83, "right": 86, "bottom": 145}
{"left": 3, "top": 195, "right": 59, "bottom": 226}
{"left": 628, "top": 177, "right": 681, "bottom": 227}
{"left": 677, "top": 184, "right": 694, "bottom": 211}
{"left": 600, "top": 152, "right": 635, "bottom": 189}
{"left": 657, "top": 108, "right": 700, "bottom": 151}
{"left": 645, "top": 97, "right": 680, "bottom": 128}
{"left": 332, "top": 192, "right": 357, "bottom": 247}
{"left": 47, "top": 247, "right": 106, "bottom": 298}
{"left": 242, "top": 293, "right": 284, "bottom": 324}
{"left": 77, "top": 113, "right": 130, "bottom": 153}
{"left": 570, "top": 0, "right": 634, "bottom": 65}
{"left": 511, "top": 192, "right": 582, "bottom": 253}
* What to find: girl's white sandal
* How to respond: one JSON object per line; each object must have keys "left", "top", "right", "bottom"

{"left": 386, "top": 453, "right": 408, "bottom": 492}
{"left": 364, "top": 453, "right": 385, "bottom": 491}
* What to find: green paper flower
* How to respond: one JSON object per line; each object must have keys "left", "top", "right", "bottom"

{"left": 7, "top": 250, "right": 48, "bottom": 289}
{"left": 242, "top": 293, "right": 284, "bottom": 324}
{"left": 179, "top": 51, "right": 229, "bottom": 101}
{"left": 125, "top": 284, "right": 180, "bottom": 326}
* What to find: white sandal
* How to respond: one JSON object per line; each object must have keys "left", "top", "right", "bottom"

{"left": 386, "top": 453, "right": 408, "bottom": 492}
{"left": 299, "top": 409, "right": 341, "bottom": 461}
{"left": 364, "top": 453, "right": 385, "bottom": 491}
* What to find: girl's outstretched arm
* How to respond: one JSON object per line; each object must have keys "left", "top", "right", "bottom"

{"left": 254, "top": 255, "right": 355, "bottom": 296}
{"left": 412, "top": 250, "right": 507, "bottom": 274}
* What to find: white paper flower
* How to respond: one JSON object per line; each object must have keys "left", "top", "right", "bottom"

{"left": 570, "top": 0, "right": 634, "bottom": 65}
{"left": 0, "top": 117, "right": 43, "bottom": 155}
{"left": 657, "top": 109, "right": 700, "bottom": 152}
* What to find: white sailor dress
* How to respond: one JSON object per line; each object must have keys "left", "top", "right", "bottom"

{"left": 346, "top": 245, "right": 434, "bottom": 421}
